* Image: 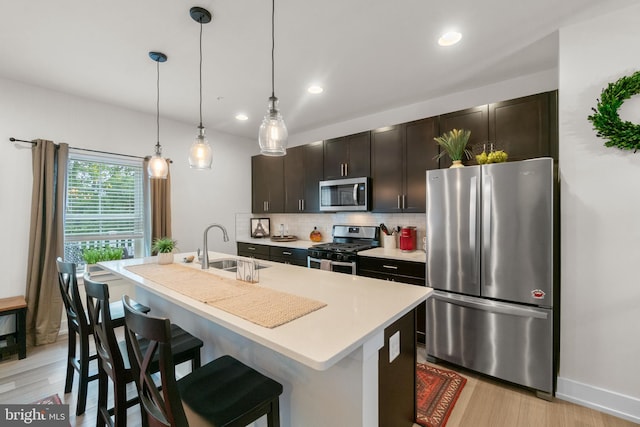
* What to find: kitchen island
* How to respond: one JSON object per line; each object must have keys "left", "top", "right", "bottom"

{"left": 99, "top": 252, "right": 430, "bottom": 427}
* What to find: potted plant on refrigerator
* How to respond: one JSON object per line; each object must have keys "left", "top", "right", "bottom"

{"left": 434, "top": 128, "right": 473, "bottom": 168}
{"left": 152, "top": 237, "right": 177, "bottom": 265}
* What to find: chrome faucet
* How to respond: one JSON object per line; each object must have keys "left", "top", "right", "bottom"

{"left": 201, "top": 223, "right": 229, "bottom": 269}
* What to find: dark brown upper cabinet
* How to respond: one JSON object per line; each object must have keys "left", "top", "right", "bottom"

{"left": 404, "top": 118, "right": 439, "bottom": 211}
{"left": 488, "top": 92, "right": 553, "bottom": 161}
{"left": 250, "top": 91, "right": 557, "bottom": 214}
{"left": 284, "top": 142, "right": 323, "bottom": 213}
{"left": 437, "top": 91, "right": 557, "bottom": 167}
{"left": 371, "top": 126, "right": 404, "bottom": 212}
{"left": 371, "top": 117, "right": 439, "bottom": 213}
{"left": 251, "top": 155, "right": 284, "bottom": 214}
{"left": 438, "top": 105, "right": 489, "bottom": 168}
{"left": 323, "top": 131, "right": 371, "bottom": 179}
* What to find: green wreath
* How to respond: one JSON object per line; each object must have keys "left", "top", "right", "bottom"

{"left": 588, "top": 70, "right": 640, "bottom": 152}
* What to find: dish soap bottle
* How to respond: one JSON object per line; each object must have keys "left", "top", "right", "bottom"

{"left": 310, "top": 227, "right": 322, "bottom": 242}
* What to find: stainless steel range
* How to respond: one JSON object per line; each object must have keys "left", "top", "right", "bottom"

{"left": 307, "top": 225, "right": 380, "bottom": 274}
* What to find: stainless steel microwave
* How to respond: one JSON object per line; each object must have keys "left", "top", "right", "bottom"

{"left": 319, "top": 177, "right": 370, "bottom": 212}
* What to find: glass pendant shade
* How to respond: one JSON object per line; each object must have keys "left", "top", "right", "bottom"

{"left": 188, "top": 125, "right": 213, "bottom": 169}
{"left": 148, "top": 51, "right": 168, "bottom": 179}
{"left": 148, "top": 146, "right": 169, "bottom": 179}
{"left": 259, "top": 96, "right": 288, "bottom": 156}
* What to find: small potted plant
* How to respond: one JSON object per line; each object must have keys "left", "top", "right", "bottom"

{"left": 434, "top": 129, "right": 473, "bottom": 168}
{"left": 82, "top": 246, "right": 124, "bottom": 271}
{"left": 152, "top": 237, "right": 177, "bottom": 265}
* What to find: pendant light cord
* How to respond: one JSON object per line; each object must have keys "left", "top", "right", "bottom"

{"left": 156, "top": 59, "right": 161, "bottom": 151}
{"left": 199, "top": 19, "right": 204, "bottom": 128}
{"left": 271, "top": 0, "right": 275, "bottom": 98}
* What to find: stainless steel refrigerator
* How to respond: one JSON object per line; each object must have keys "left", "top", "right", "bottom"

{"left": 425, "top": 157, "right": 557, "bottom": 398}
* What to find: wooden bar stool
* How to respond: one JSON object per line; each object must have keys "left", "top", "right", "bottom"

{"left": 85, "top": 277, "right": 204, "bottom": 427}
{"left": 122, "top": 295, "right": 283, "bottom": 427}
{"left": 0, "top": 296, "right": 27, "bottom": 360}
{"left": 56, "top": 257, "right": 150, "bottom": 416}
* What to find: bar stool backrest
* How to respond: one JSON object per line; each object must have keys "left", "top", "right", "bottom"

{"left": 56, "top": 258, "right": 90, "bottom": 334}
{"left": 122, "top": 295, "right": 188, "bottom": 427}
{"left": 84, "top": 275, "right": 127, "bottom": 385}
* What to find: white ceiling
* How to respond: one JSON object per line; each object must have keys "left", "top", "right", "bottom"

{"left": 0, "top": 1, "right": 635, "bottom": 142}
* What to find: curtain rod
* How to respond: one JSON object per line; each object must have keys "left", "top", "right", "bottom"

{"left": 9, "top": 137, "right": 172, "bottom": 163}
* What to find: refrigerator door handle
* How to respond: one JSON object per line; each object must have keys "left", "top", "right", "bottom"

{"left": 469, "top": 175, "right": 477, "bottom": 263}
{"left": 482, "top": 174, "right": 493, "bottom": 285}
{"left": 431, "top": 290, "right": 549, "bottom": 319}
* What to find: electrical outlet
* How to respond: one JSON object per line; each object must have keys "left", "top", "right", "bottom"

{"left": 389, "top": 330, "right": 400, "bottom": 363}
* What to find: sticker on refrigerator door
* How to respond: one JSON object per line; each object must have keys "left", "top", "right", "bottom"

{"left": 531, "top": 289, "right": 546, "bottom": 299}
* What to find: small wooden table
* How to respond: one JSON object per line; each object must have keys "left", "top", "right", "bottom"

{"left": 0, "top": 296, "right": 27, "bottom": 360}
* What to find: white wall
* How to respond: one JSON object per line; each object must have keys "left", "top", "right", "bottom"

{"left": 556, "top": 4, "right": 640, "bottom": 422}
{"left": 0, "top": 76, "right": 256, "bottom": 301}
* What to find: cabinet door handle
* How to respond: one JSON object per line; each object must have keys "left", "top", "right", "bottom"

{"left": 340, "top": 163, "right": 345, "bottom": 176}
{"left": 283, "top": 251, "right": 292, "bottom": 255}
{"left": 301, "top": 199, "right": 305, "bottom": 211}
{"left": 248, "top": 247, "right": 256, "bottom": 251}
{"left": 402, "top": 194, "right": 406, "bottom": 209}
{"left": 397, "top": 195, "right": 401, "bottom": 209}
{"left": 382, "top": 264, "right": 398, "bottom": 270}
{"left": 344, "top": 163, "right": 348, "bottom": 176}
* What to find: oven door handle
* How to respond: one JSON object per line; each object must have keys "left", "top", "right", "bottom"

{"left": 308, "top": 256, "right": 354, "bottom": 267}
{"left": 329, "top": 260, "right": 356, "bottom": 267}
{"left": 308, "top": 256, "right": 321, "bottom": 267}
{"left": 307, "top": 256, "right": 357, "bottom": 274}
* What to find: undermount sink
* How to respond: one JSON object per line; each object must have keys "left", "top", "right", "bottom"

{"left": 207, "top": 258, "right": 268, "bottom": 272}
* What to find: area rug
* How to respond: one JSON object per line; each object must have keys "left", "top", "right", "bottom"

{"left": 416, "top": 364, "right": 466, "bottom": 427}
{"left": 32, "top": 393, "right": 62, "bottom": 405}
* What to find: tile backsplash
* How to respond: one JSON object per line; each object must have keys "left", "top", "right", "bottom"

{"left": 236, "top": 212, "right": 426, "bottom": 247}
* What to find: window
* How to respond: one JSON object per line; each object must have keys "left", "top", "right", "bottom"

{"left": 63, "top": 152, "right": 146, "bottom": 268}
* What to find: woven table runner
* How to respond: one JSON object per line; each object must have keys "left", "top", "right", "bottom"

{"left": 125, "top": 263, "right": 326, "bottom": 328}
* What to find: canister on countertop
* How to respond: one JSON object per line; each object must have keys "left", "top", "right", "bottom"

{"left": 399, "top": 226, "right": 417, "bottom": 252}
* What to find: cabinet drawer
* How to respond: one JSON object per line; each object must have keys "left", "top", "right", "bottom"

{"left": 237, "top": 242, "right": 270, "bottom": 260}
{"left": 269, "top": 247, "right": 308, "bottom": 262}
{"left": 358, "top": 256, "right": 425, "bottom": 281}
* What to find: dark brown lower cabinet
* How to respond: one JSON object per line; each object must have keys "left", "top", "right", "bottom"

{"left": 269, "top": 246, "right": 308, "bottom": 266}
{"left": 358, "top": 257, "right": 426, "bottom": 343}
{"left": 236, "top": 242, "right": 270, "bottom": 261}
{"left": 237, "top": 242, "right": 308, "bottom": 266}
{"left": 379, "top": 308, "right": 416, "bottom": 427}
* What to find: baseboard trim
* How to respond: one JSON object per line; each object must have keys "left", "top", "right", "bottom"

{"left": 556, "top": 376, "right": 640, "bottom": 424}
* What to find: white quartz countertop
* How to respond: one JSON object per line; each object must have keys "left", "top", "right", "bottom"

{"left": 100, "top": 252, "right": 429, "bottom": 372}
{"left": 358, "top": 247, "right": 426, "bottom": 263}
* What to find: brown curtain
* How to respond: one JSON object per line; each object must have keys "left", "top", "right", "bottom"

{"left": 25, "top": 139, "right": 68, "bottom": 346}
{"left": 144, "top": 158, "right": 172, "bottom": 247}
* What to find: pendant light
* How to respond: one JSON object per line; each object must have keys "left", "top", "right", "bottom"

{"left": 148, "top": 51, "right": 169, "bottom": 179}
{"left": 258, "top": 0, "right": 288, "bottom": 156}
{"left": 188, "top": 7, "right": 213, "bottom": 170}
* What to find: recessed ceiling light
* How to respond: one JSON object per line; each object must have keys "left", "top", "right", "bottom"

{"left": 438, "top": 31, "right": 462, "bottom": 47}
{"left": 307, "top": 85, "right": 324, "bottom": 94}
{"left": 235, "top": 113, "right": 248, "bottom": 121}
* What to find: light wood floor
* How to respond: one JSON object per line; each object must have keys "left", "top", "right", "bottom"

{"left": 0, "top": 337, "right": 635, "bottom": 427}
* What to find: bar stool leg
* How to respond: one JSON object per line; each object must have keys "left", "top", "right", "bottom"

{"left": 76, "top": 334, "right": 90, "bottom": 415}
{"left": 97, "top": 369, "right": 108, "bottom": 427}
{"left": 64, "top": 331, "right": 76, "bottom": 394}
